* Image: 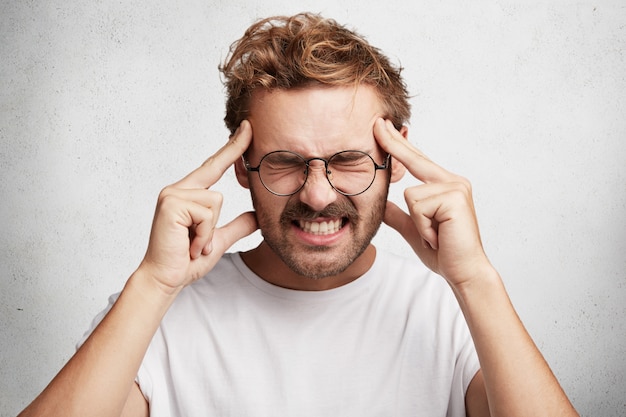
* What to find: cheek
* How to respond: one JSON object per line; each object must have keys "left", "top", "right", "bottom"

{"left": 354, "top": 184, "right": 389, "bottom": 220}
{"left": 249, "top": 186, "right": 286, "bottom": 225}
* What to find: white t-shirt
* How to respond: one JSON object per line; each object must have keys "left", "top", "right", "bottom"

{"left": 84, "top": 250, "right": 479, "bottom": 416}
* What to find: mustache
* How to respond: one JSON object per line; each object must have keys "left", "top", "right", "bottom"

{"left": 280, "top": 199, "right": 360, "bottom": 223}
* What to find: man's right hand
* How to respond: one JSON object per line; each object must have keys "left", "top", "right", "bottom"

{"left": 18, "top": 121, "right": 258, "bottom": 417}
{"left": 138, "top": 120, "right": 258, "bottom": 294}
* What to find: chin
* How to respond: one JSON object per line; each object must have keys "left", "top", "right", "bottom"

{"left": 272, "top": 242, "right": 366, "bottom": 280}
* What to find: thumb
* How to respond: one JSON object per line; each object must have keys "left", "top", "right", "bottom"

{"left": 384, "top": 201, "right": 433, "bottom": 254}
{"left": 384, "top": 201, "right": 415, "bottom": 240}
{"left": 215, "top": 211, "right": 259, "bottom": 252}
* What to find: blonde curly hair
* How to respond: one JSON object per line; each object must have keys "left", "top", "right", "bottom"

{"left": 219, "top": 13, "right": 411, "bottom": 133}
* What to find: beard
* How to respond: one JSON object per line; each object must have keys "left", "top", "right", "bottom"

{"left": 250, "top": 185, "right": 389, "bottom": 280}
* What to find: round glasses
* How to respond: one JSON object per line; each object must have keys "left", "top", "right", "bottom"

{"left": 243, "top": 150, "right": 390, "bottom": 196}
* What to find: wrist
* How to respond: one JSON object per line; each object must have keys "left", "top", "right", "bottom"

{"left": 448, "top": 262, "right": 504, "bottom": 307}
{"left": 126, "top": 265, "right": 184, "bottom": 308}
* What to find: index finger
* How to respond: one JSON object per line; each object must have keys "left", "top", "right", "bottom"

{"left": 374, "top": 118, "right": 455, "bottom": 184}
{"left": 175, "top": 120, "right": 253, "bottom": 189}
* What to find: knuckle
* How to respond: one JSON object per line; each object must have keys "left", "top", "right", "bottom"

{"left": 447, "top": 184, "right": 472, "bottom": 207}
{"left": 451, "top": 177, "right": 472, "bottom": 195}
{"left": 449, "top": 188, "right": 467, "bottom": 203}
{"left": 405, "top": 193, "right": 422, "bottom": 213}
{"left": 457, "top": 175, "right": 472, "bottom": 190}
{"left": 212, "top": 191, "right": 224, "bottom": 206}
{"left": 158, "top": 186, "right": 176, "bottom": 202}
{"left": 403, "top": 186, "right": 417, "bottom": 200}
{"left": 204, "top": 190, "right": 224, "bottom": 210}
{"left": 157, "top": 192, "right": 179, "bottom": 209}
{"left": 204, "top": 208, "right": 215, "bottom": 224}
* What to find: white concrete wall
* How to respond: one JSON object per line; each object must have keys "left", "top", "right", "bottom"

{"left": 1, "top": 1, "right": 624, "bottom": 415}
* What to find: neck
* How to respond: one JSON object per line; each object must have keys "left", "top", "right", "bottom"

{"left": 240, "top": 242, "right": 377, "bottom": 291}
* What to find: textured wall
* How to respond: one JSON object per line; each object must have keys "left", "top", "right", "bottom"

{"left": 1, "top": 1, "right": 625, "bottom": 416}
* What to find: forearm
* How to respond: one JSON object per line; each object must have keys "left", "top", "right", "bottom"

{"left": 19, "top": 268, "right": 179, "bottom": 417}
{"left": 453, "top": 267, "right": 578, "bottom": 417}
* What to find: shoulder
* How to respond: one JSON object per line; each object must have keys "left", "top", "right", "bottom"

{"left": 372, "top": 249, "right": 459, "bottom": 312}
{"left": 166, "top": 253, "right": 248, "bottom": 312}
{"left": 186, "top": 252, "right": 244, "bottom": 291}
{"left": 373, "top": 249, "right": 430, "bottom": 275}
{"left": 372, "top": 249, "right": 447, "bottom": 292}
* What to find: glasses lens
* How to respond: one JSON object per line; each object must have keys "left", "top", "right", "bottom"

{"left": 258, "top": 151, "right": 307, "bottom": 196}
{"left": 327, "top": 151, "right": 377, "bottom": 195}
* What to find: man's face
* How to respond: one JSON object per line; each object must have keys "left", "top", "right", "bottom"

{"left": 240, "top": 86, "right": 394, "bottom": 279}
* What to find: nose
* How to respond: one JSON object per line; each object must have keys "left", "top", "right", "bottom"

{"left": 298, "top": 162, "right": 337, "bottom": 211}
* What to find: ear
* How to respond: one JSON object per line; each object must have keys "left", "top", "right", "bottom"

{"left": 234, "top": 157, "right": 250, "bottom": 189}
{"left": 389, "top": 125, "right": 408, "bottom": 183}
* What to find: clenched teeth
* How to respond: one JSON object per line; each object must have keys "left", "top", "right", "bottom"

{"left": 298, "top": 219, "right": 342, "bottom": 235}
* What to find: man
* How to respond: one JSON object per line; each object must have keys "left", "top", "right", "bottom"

{"left": 19, "top": 13, "right": 578, "bottom": 417}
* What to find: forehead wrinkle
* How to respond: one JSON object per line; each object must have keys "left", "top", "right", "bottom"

{"left": 248, "top": 85, "right": 385, "bottom": 157}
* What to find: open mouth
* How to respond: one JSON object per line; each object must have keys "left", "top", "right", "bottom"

{"left": 297, "top": 218, "right": 346, "bottom": 235}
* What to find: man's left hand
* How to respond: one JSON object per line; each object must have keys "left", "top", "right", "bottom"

{"left": 374, "top": 118, "right": 494, "bottom": 289}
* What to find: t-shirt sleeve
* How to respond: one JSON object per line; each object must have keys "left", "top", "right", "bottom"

{"left": 75, "top": 292, "right": 150, "bottom": 402}
{"left": 447, "top": 302, "right": 481, "bottom": 417}
{"left": 75, "top": 292, "right": 121, "bottom": 350}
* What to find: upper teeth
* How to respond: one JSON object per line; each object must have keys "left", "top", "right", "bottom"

{"left": 299, "top": 219, "right": 342, "bottom": 235}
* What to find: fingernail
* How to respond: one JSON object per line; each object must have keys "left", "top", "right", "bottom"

{"left": 422, "top": 238, "right": 437, "bottom": 251}
{"left": 230, "top": 123, "right": 243, "bottom": 138}
{"left": 238, "top": 120, "right": 250, "bottom": 133}
{"left": 204, "top": 242, "right": 213, "bottom": 254}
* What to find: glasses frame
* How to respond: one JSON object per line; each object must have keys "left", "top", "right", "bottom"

{"left": 243, "top": 150, "right": 391, "bottom": 197}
